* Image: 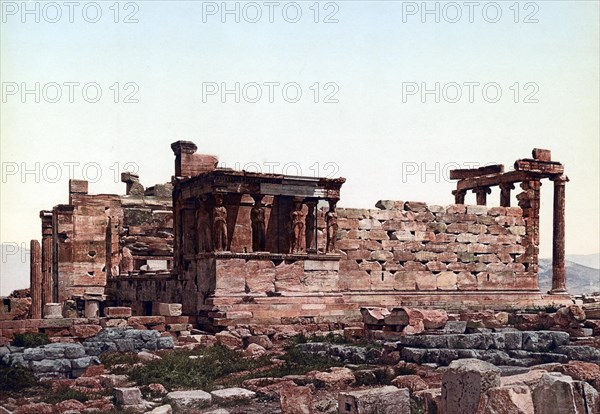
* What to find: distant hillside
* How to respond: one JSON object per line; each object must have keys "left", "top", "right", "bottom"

{"left": 539, "top": 257, "right": 600, "bottom": 296}
{"left": 566, "top": 253, "right": 600, "bottom": 270}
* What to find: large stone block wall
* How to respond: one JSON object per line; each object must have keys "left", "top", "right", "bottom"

{"left": 335, "top": 201, "right": 537, "bottom": 293}
{"left": 48, "top": 181, "right": 173, "bottom": 305}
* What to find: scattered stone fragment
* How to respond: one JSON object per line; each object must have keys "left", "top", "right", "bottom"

{"left": 338, "top": 385, "right": 410, "bottom": 414}
{"left": 441, "top": 359, "right": 501, "bottom": 413}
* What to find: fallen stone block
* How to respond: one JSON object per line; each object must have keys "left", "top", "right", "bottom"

{"left": 441, "top": 358, "right": 501, "bottom": 413}
{"left": 279, "top": 384, "right": 312, "bottom": 414}
{"left": 478, "top": 384, "right": 534, "bottom": 414}
{"left": 146, "top": 404, "right": 173, "bottom": 414}
{"left": 532, "top": 372, "right": 600, "bottom": 414}
{"left": 361, "top": 307, "right": 390, "bottom": 325}
{"left": 167, "top": 390, "right": 212, "bottom": 409}
{"left": 338, "top": 385, "right": 410, "bottom": 414}
{"left": 215, "top": 331, "right": 243, "bottom": 350}
{"left": 210, "top": 387, "right": 256, "bottom": 403}
{"left": 114, "top": 387, "right": 143, "bottom": 406}
{"left": 413, "top": 389, "right": 441, "bottom": 414}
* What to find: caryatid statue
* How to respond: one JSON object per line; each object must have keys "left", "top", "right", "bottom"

{"left": 325, "top": 200, "right": 338, "bottom": 253}
{"left": 196, "top": 196, "right": 213, "bottom": 252}
{"left": 213, "top": 195, "right": 228, "bottom": 251}
{"left": 290, "top": 200, "right": 305, "bottom": 253}
{"left": 305, "top": 201, "right": 316, "bottom": 252}
{"left": 251, "top": 195, "right": 266, "bottom": 252}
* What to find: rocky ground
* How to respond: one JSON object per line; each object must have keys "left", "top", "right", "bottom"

{"left": 2, "top": 303, "right": 600, "bottom": 413}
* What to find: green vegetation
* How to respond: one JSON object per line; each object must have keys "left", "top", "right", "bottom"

{"left": 44, "top": 386, "right": 89, "bottom": 404}
{"left": 296, "top": 332, "right": 382, "bottom": 350}
{"left": 12, "top": 333, "right": 50, "bottom": 348}
{"left": 0, "top": 364, "right": 38, "bottom": 392}
{"left": 123, "top": 346, "right": 271, "bottom": 391}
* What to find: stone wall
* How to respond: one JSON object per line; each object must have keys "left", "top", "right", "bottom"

{"left": 32, "top": 178, "right": 173, "bottom": 314}
{"left": 336, "top": 201, "right": 536, "bottom": 293}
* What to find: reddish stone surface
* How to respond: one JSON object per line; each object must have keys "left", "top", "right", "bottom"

{"left": 56, "top": 399, "right": 86, "bottom": 413}
{"left": 104, "top": 307, "right": 132, "bottom": 318}
{"left": 69, "top": 324, "right": 102, "bottom": 338}
{"left": 556, "top": 361, "right": 600, "bottom": 383}
{"left": 13, "top": 403, "right": 54, "bottom": 414}
{"left": 279, "top": 384, "right": 313, "bottom": 414}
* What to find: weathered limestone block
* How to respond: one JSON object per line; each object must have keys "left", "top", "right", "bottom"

{"left": 477, "top": 385, "right": 534, "bottom": 414}
{"left": 437, "top": 272, "right": 458, "bottom": 290}
{"left": 43, "top": 303, "right": 63, "bottom": 319}
{"left": 338, "top": 386, "right": 410, "bottom": 414}
{"left": 104, "top": 307, "right": 132, "bottom": 318}
{"left": 415, "top": 272, "right": 437, "bottom": 290}
{"left": 210, "top": 387, "right": 255, "bottom": 403}
{"left": 532, "top": 373, "right": 600, "bottom": 414}
{"left": 158, "top": 303, "right": 182, "bottom": 317}
{"left": 441, "top": 359, "right": 501, "bottom": 414}
{"left": 167, "top": 390, "right": 212, "bottom": 409}
{"left": 394, "top": 272, "right": 417, "bottom": 290}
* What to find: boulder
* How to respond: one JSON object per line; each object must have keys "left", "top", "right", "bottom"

{"left": 441, "top": 359, "right": 501, "bottom": 413}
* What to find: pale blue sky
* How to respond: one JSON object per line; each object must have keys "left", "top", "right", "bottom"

{"left": 1, "top": 1, "right": 599, "bottom": 293}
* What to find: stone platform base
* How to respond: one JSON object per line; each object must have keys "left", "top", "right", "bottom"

{"left": 198, "top": 291, "right": 573, "bottom": 330}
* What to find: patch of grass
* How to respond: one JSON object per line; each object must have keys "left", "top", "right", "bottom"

{"left": 44, "top": 386, "right": 89, "bottom": 404}
{"left": 295, "top": 332, "right": 382, "bottom": 350}
{"left": 255, "top": 345, "right": 343, "bottom": 379}
{"left": 126, "top": 346, "right": 271, "bottom": 391}
{"left": 100, "top": 352, "right": 140, "bottom": 374}
{"left": 0, "top": 364, "right": 38, "bottom": 392}
{"left": 12, "top": 333, "right": 49, "bottom": 348}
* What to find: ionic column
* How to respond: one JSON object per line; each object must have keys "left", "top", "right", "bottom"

{"left": 499, "top": 183, "right": 515, "bottom": 207}
{"left": 30, "top": 240, "right": 42, "bottom": 319}
{"left": 452, "top": 189, "right": 466, "bottom": 204}
{"left": 473, "top": 187, "right": 491, "bottom": 206}
{"left": 550, "top": 175, "right": 569, "bottom": 294}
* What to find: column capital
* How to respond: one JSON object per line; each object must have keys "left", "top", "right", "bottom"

{"left": 551, "top": 174, "right": 569, "bottom": 184}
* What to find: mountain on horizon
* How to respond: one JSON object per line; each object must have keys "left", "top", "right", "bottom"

{"left": 539, "top": 256, "right": 600, "bottom": 296}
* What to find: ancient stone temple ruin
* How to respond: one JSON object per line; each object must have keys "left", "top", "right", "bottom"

{"left": 13, "top": 142, "right": 572, "bottom": 331}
